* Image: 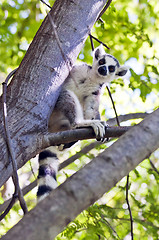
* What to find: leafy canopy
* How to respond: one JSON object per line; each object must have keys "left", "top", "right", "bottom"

{"left": 0, "top": 0, "right": 159, "bottom": 239}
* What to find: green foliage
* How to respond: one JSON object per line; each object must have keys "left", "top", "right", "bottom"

{"left": 82, "top": 0, "right": 159, "bottom": 102}
{"left": 56, "top": 159, "right": 159, "bottom": 240}
{"left": 0, "top": 0, "right": 159, "bottom": 239}
{"left": 0, "top": 0, "right": 55, "bottom": 72}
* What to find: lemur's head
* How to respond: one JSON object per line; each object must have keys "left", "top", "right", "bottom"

{"left": 93, "top": 45, "right": 129, "bottom": 82}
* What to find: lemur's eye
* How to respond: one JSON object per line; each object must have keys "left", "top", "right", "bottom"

{"left": 98, "top": 58, "right": 105, "bottom": 65}
{"left": 108, "top": 65, "right": 115, "bottom": 72}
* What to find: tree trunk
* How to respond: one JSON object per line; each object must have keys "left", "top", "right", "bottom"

{"left": 0, "top": 0, "right": 107, "bottom": 188}
{"left": 2, "top": 109, "right": 159, "bottom": 240}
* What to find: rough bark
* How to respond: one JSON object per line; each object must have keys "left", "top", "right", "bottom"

{"left": 0, "top": 0, "right": 107, "bottom": 188}
{"left": 0, "top": 126, "right": 130, "bottom": 215}
{"left": 2, "top": 109, "right": 159, "bottom": 240}
{"left": 41, "top": 126, "right": 131, "bottom": 148}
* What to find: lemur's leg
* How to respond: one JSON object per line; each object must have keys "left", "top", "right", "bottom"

{"left": 37, "top": 150, "right": 59, "bottom": 202}
{"left": 51, "top": 89, "right": 106, "bottom": 141}
{"left": 58, "top": 90, "right": 107, "bottom": 140}
{"left": 83, "top": 93, "right": 101, "bottom": 120}
{"left": 53, "top": 89, "right": 84, "bottom": 126}
{"left": 48, "top": 89, "right": 84, "bottom": 150}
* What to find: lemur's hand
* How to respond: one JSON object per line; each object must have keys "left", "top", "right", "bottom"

{"left": 90, "top": 121, "right": 108, "bottom": 142}
{"left": 74, "top": 120, "right": 108, "bottom": 142}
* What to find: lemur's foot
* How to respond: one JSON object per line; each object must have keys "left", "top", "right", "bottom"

{"left": 74, "top": 120, "right": 108, "bottom": 141}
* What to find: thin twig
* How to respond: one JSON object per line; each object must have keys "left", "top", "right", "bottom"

{"left": 89, "top": 34, "right": 110, "bottom": 50}
{"left": 0, "top": 193, "right": 17, "bottom": 221}
{"left": 106, "top": 86, "right": 120, "bottom": 126}
{"left": 0, "top": 181, "right": 37, "bottom": 215}
{"left": 126, "top": 175, "right": 134, "bottom": 240}
{"left": 40, "top": 0, "right": 110, "bottom": 54}
{"left": 100, "top": 217, "right": 121, "bottom": 239}
{"left": 89, "top": 34, "right": 94, "bottom": 51}
{"left": 40, "top": 0, "right": 51, "bottom": 9}
{"left": 149, "top": 159, "right": 159, "bottom": 175}
{"left": 29, "top": 160, "right": 36, "bottom": 179}
{"left": 97, "top": 0, "right": 113, "bottom": 21}
{"left": 99, "top": 214, "right": 159, "bottom": 229}
{"left": 39, "top": 0, "right": 111, "bottom": 52}
{"left": 1, "top": 68, "right": 28, "bottom": 220}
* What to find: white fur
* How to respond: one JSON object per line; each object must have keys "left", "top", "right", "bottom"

{"left": 38, "top": 176, "right": 58, "bottom": 190}
{"left": 57, "top": 45, "right": 128, "bottom": 139}
{"left": 37, "top": 46, "right": 128, "bottom": 201}
{"left": 39, "top": 157, "right": 59, "bottom": 173}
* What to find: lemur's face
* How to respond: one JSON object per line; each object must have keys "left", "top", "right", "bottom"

{"left": 93, "top": 45, "right": 128, "bottom": 81}
{"left": 97, "top": 55, "right": 119, "bottom": 77}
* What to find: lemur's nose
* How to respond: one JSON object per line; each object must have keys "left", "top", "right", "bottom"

{"left": 98, "top": 66, "right": 107, "bottom": 76}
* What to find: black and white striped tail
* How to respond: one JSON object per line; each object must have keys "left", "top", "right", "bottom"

{"left": 37, "top": 150, "right": 59, "bottom": 202}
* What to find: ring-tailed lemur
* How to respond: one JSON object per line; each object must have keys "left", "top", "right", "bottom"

{"left": 37, "top": 45, "right": 129, "bottom": 201}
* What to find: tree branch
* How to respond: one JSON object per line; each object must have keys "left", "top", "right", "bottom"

{"left": 41, "top": 126, "right": 131, "bottom": 150}
{"left": 107, "top": 112, "right": 149, "bottom": 126}
{"left": 97, "top": 0, "right": 113, "bottom": 21}
{"left": 0, "top": 119, "right": 149, "bottom": 216}
{"left": 0, "top": 0, "right": 108, "bottom": 188}
{"left": 0, "top": 142, "right": 99, "bottom": 215}
{"left": 0, "top": 112, "right": 146, "bottom": 215}
{"left": 59, "top": 141, "right": 101, "bottom": 170}
{"left": 2, "top": 109, "right": 159, "bottom": 240}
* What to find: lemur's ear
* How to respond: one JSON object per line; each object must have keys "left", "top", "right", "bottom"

{"left": 115, "top": 66, "right": 129, "bottom": 77}
{"left": 94, "top": 45, "right": 106, "bottom": 60}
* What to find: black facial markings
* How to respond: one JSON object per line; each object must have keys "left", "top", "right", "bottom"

{"left": 39, "top": 150, "right": 57, "bottom": 162}
{"left": 98, "top": 66, "right": 107, "bottom": 76}
{"left": 98, "top": 58, "right": 106, "bottom": 65}
{"left": 108, "top": 65, "right": 115, "bottom": 73}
